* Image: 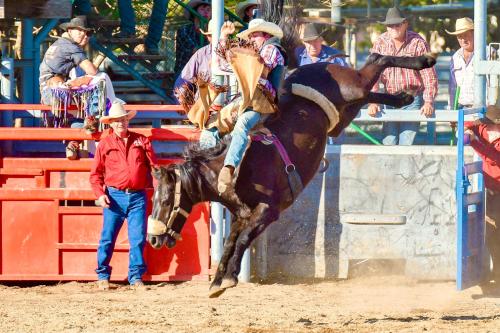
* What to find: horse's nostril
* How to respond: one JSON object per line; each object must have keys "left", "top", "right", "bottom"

{"left": 148, "top": 235, "right": 163, "bottom": 249}
{"left": 166, "top": 237, "right": 177, "bottom": 249}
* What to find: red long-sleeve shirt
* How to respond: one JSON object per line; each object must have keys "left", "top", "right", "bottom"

{"left": 465, "top": 122, "right": 500, "bottom": 192}
{"left": 90, "top": 130, "right": 157, "bottom": 198}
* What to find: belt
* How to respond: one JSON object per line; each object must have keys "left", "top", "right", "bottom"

{"left": 108, "top": 186, "right": 144, "bottom": 194}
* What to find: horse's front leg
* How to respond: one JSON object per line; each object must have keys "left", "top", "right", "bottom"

{"left": 367, "top": 91, "right": 415, "bottom": 108}
{"left": 209, "top": 220, "right": 242, "bottom": 298}
{"left": 219, "top": 203, "right": 279, "bottom": 291}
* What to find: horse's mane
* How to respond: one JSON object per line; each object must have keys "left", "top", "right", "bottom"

{"left": 165, "top": 136, "right": 231, "bottom": 203}
{"left": 182, "top": 135, "right": 230, "bottom": 164}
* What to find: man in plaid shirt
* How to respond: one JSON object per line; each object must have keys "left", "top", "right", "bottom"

{"left": 368, "top": 7, "right": 438, "bottom": 145}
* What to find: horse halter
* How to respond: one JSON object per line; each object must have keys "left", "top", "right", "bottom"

{"left": 148, "top": 168, "right": 189, "bottom": 241}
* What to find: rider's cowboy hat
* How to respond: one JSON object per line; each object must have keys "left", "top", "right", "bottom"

{"left": 299, "top": 23, "right": 324, "bottom": 42}
{"left": 236, "top": 0, "right": 260, "bottom": 19}
{"left": 237, "top": 18, "right": 283, "bottom": 40}
{"left": 100, "top": 101, "right": 136, "bottom": 124}
{"left": 445, "top": 17, "right": 474, "bottom": 35}
{"left": 200, "top": 19, "right": 215, "bottom": 35}
{"left": 378, "top": 7, "right": 407, "bottom": 25}
{"left": 184, "top": 0, "right": 211, "bottom": 20}
{"left": 480, "top": 105, "right": 500, "bottom": 125}
{"left": 59, "top": 16, "right": 93, "bottom": 32}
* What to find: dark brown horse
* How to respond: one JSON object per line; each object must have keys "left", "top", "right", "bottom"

{"left": 148, "top": 53, "right": 436, "bottom": 297}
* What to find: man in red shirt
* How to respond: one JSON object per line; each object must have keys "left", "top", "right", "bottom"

{"left": 90, "top": 101, "right": 156, "bottom": 290}
{"left": 465, "top": 106, "right": 500, "bottom": 281}
{"left": 368, "top": 7, "right": 438, "bottom": 145}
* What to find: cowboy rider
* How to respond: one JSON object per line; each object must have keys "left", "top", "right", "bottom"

{"left": 199, "top": 18, "right": 287, "bottom": 194}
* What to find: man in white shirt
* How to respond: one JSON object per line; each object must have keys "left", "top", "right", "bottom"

{"left": 447, "top": 17, "right": 475, "bottom": 109}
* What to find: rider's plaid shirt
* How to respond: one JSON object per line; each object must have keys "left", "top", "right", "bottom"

{"left": 370, "top": 30, "right": 438, "bottom": 104}
{"left": 217, "top": 42, "right": 285, "bottom": 98}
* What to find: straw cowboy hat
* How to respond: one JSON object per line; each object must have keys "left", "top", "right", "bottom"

{"left": 300, "top": 23, "right": 324, "bottom": 42}
{"left": 200, "top": 19, "right": 215, "bottom": 35}
{"left": 184, "top": 0, "right": 211, "bottom": 20}
{"left": 378, "top": 7, "right": 407, "bottom": 25}
{"left": 237, "top": 18, "right": 283, "bottom": 40}
{"left": 100, "top": 101, "right": 136, "bottom": 124}
{"left": 59, "top": 16, "right": 93, "bottom": 32}
{"left": 235, "top": 0, "right": 260, "bottom": 19}
{"left": 445, "top": 17, "right": 474, "bottom": 35}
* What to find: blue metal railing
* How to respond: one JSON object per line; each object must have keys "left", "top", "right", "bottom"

{"left": 455, "top": 106, "right": 488, "bottom": 290}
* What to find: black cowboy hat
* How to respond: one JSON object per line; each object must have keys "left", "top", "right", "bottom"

{"left": 378, "top": 7, "right": 407, "bottom": 25}
{"left": 300, "top": 23, "right": 324, "bottom": 42}
{"left": 481, "top": 105, "right": 500, "bottom": 125}
{"left": 59, "top": 16, "right": 93, "bottom": 32}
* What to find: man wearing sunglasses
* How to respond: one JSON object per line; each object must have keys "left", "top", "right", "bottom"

{"left": 368, "top": 7, "right": 438, "bottom": 146}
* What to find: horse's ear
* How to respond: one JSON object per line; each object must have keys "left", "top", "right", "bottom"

{"left": 152, "top": 166, "right": 162, "bottom": 180}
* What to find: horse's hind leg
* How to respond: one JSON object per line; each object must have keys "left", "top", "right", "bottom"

{"left": 367, "top": 91, "right": 415, "bottom": 108}
{"left": 369, "top": 53, "right": 436, "bottom": 71}
{"left": 220, "top": 203, "right": 279, "bottom": 291}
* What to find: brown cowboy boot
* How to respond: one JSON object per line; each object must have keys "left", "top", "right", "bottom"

{"left": 218, "top": 166, "right": 234, "bottom": 194}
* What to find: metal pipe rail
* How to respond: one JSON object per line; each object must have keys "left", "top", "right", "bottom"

{"left": 354, "top": 108, "right": 479, "bottom": 122}
{"left": 0, "top": 126, "right": 200, "bottom": 141}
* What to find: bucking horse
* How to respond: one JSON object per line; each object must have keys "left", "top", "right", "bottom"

{"left": 147, "top": 53, "right": 436, "bottom": 297}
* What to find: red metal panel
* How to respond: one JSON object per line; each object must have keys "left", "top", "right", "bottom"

{"left": 49, "top": 171, "right": 91, "bottom": 189}
{"left": 1, "top": 200, "right": 59, "bottom": 275}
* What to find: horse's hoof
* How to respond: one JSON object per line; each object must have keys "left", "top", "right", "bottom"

{"left": 208, "top": 285, "right": 226, "bottom": 298}
{"left": 220, "top": 277, "right": 238, "bottom": 290}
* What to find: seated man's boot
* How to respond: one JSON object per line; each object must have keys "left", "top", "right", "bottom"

{"left": 218, "top": 166, "right": 234, "bottom": 194}
{"left": 66, "top": 141, "right": 80, "bottom": 160}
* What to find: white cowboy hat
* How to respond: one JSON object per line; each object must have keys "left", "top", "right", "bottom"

{"left": 100, "top": 101, "right": 136, "bottom": 124}
{"left": 237, "top": 18, "right": 283, "bottom": 40}
{"left": 445, "top": 17, "right": 474, "bottom": 35}
{"left": 184, "top": 0, "right": 211, "bottom": 20}
{"left": 235, "top": 0, "right": 260, "bottom": 19}
{"left": 200, "top": 19, "right": 215, "bottom": 35}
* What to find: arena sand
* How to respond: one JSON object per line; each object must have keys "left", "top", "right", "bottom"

{"left": 0, "top": 275, "right": 500, "bottom": 332}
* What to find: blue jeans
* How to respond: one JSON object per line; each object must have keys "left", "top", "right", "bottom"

{"left": 199, "top": 127, "right": 221, "bottom": 150}
{"left": 96, "top": 187, "right": 147, "bottom": 283}
{"left": 382, "top": 94, "right": 423, "bottom": 146}
{"left": 224, "top": 110, "right": 261, "bottom": 167}
{"left": 199, "top": 110, "right": 261, "bottom": 167}
{"left": 118, "top": 0, "right": 168, "bottom": 50}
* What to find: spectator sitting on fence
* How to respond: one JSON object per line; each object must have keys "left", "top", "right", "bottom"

{"left": 174, "top": 0, "right": 212, "bottom": 80}
{"left": 447, "top": 17, "right": 475, "bottom": 110}
{"left": 236, "top": 0, "right": 260, "bottom": 24}
{"left": 173, "top": 19, "right": 216, "bottom": 104}
{"left": 39, "top": 16, "right": 117, "bottom": 159}
{"left": 465, "top": 106, "right": 500, "bottom": 284}
{"left": 367, "top": 7, "right": 438, "bottom": 146}
{"left": 294, "top": 23, "right": 349, "bottom": 67}
{"left": 115, "top": 0, "right": 168, "bottom": 55}
{"left": 90, "top": 100, "right": 157, "bottom": 291}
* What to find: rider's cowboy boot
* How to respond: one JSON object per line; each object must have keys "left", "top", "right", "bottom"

{"left": 218, "top": 166, "right": 234, "bottom": 194}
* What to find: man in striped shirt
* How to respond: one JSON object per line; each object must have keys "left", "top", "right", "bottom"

{"left": 368, "top": 7, "right": 438, "bottom": 145}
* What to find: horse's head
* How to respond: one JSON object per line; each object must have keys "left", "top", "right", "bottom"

{"left": 147, "top": 165, "right": 192, "bottom": 250}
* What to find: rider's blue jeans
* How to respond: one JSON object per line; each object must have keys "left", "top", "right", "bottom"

{"left": 199, "top": 110, "right": 261, "bottom": 168}
{"left": 382, "top": 94, "right": 423, "bottom": 146}
{"left": 118, "top": 0, "right": 168, "bottom": 50}
{"left": 96, "top": 187, "right": 147, "bottom": 284}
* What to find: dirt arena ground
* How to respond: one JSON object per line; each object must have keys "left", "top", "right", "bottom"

{"left": 1, "top": 276, "right": 500, "bottom": 332}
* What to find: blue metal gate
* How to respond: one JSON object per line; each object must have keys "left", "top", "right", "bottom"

{"left": 456, "top": 107, "right": 488, "bottom": 290}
